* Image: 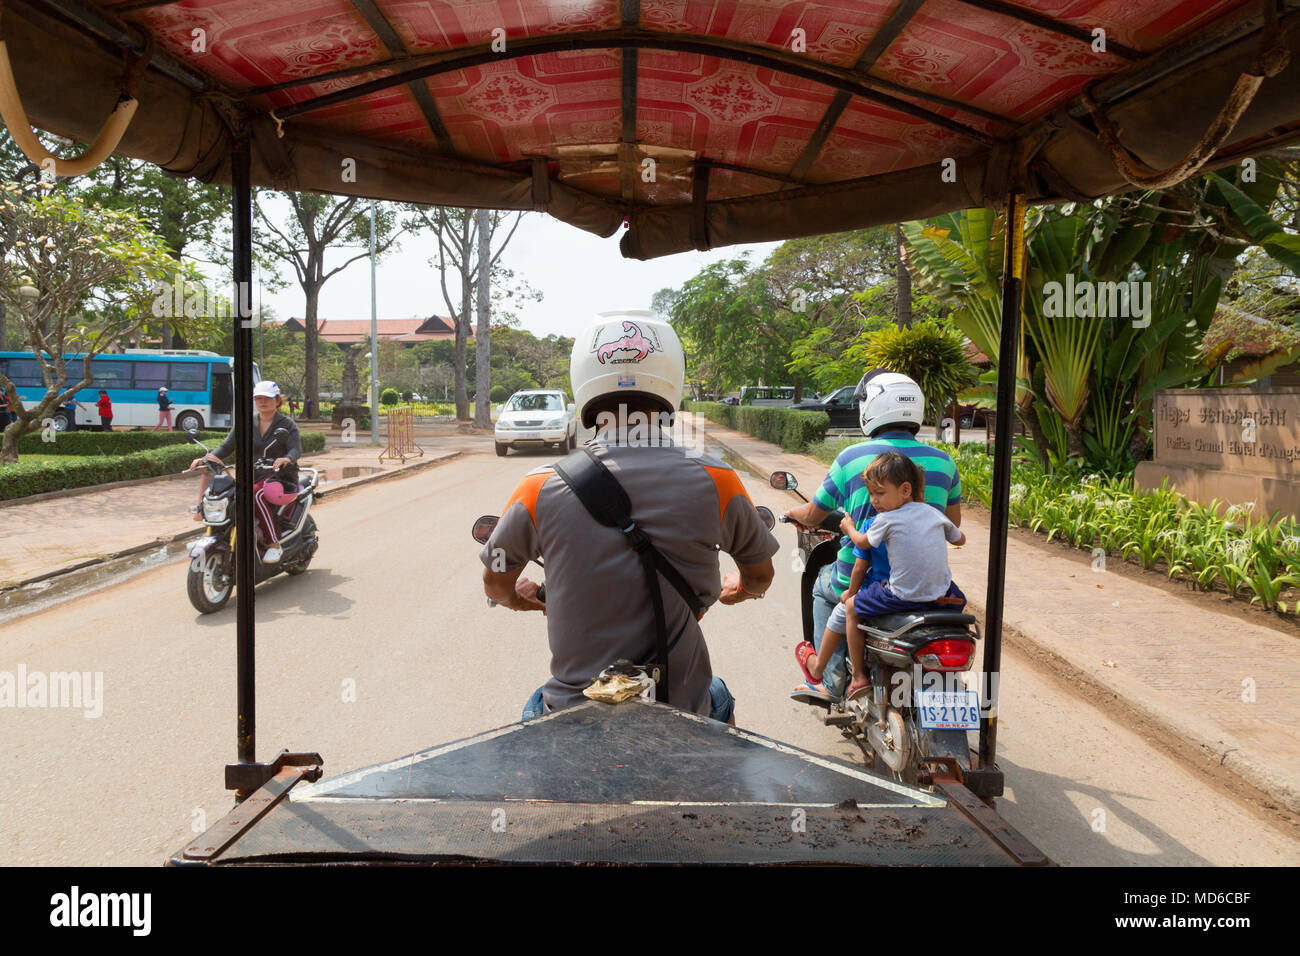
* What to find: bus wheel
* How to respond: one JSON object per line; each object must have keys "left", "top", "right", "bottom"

{"left": 52, "top": 411, "right": 72, "bottom": 432}
{"left": 176, "top": 411, "right": 203, "bottom": 432}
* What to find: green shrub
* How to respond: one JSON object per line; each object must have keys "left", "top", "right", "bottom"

{"left": 685, "top": 401, "right": 829, "bottom": 452}
{"left": 300, "top": 431, "right": 326, "bottom": 454}
{"left": 16, "top": 430, "right": 227, "bottom": 456}
{"left": 490, "top": 385, "right": 509, "bottom": 403}
{"left": 380, "top": 388, "right": 400, "bottom": 406}
{"left": 0, "top": 445, "right": 198, "bottom": 500}
{"left": 0, "top": 431, "right": 326, "bottom": 501}
{"left": 935, "top": 441, "right": 1300, "bottom": 614}
{"left": 401, "top": 391, "right": 414, "bottom": 402}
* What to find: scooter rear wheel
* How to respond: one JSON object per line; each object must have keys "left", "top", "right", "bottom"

{"left": 282, "top": 517, "right": 317, "bottom": 575}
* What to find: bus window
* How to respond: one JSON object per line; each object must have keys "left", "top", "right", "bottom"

{"left": 90, "top": 359, "right": 131, "bottom": 388}
{"left": 133, "top": 361, "right": 168, "bottom": 390}
{"left": 169, "top": 363, "right": 207, "bottom": 391}
{"left": 2, "top": 357, "right": 41, "bottom": 386}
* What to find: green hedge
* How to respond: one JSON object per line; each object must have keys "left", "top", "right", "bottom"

{"left": 17, "top": 430, "right": 227, "bottom": 456}
{"left": 685, "top": 401, "right": 829, "bottom": 452}
{"left": 0, "top": 431, "right": 326, "bottom": 501}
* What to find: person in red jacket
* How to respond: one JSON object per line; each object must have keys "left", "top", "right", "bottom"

{"left": 95, "top": 389, "right": 113, "bottom": 432}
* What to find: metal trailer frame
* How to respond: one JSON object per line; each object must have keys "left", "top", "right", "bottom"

{"left": 172, "top": 142, "right": 1040, "bottom": 864}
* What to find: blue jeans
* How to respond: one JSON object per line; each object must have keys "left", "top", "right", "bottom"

{"left": 811, "top": 562, "right": 849, "bottom": 697}
{"left": 523, "top": 675, "right": 736, "bottom": 723}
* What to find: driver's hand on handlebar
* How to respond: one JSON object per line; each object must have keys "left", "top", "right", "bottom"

{"left": 782, "top": 508, "right": 814, "bottom": 533}
{"left": 272, "top": 457, "right": 291, "bottom": 471}
{"left": 190, "top": 453, "right": 221, "bottom": 470}
{"left": 511, "top": 576, "right": 547, "bottom": 614}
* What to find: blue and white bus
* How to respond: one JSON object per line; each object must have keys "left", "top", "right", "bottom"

{"left": 0, "top": 349, "right": 260, "bottom": 432}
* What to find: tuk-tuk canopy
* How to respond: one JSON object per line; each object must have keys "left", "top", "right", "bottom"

{"left": 5, "top": 0, "right": 1298, "bottom": 258}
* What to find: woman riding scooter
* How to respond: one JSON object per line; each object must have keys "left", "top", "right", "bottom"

{"left": 188, "top": 380, "right": 301, "bottom": 564}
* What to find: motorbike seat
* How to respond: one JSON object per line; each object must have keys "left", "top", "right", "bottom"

{"left": 863, "top": 610, "right": 977, "bottom": 632}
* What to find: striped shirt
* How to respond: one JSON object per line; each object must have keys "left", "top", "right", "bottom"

{"left": 812, "top": 430, "right": 962, "bottom": 592}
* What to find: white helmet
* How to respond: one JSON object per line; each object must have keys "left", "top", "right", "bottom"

{"left": 571, "top": 310, "right": 685, "bottom": 428}
{"left": 854, "top": 369, "right": 924, "bottom": 436}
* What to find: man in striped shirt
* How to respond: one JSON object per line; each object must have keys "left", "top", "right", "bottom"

{"left": 783, "top": 371, "right": 962, "bottom": 700}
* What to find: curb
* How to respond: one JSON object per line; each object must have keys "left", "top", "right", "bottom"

{"left": 698, "top": 423, "right": 1300, "bottom": 817}
{"left": 0, "top": 450, "right": 464, "bottom": 617}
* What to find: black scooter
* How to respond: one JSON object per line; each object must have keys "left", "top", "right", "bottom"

{"left": 185, "top": 428, "right": 321, "bottom": 613}
{"left": 773, "top": 471, "right": 987, "bottom": 789}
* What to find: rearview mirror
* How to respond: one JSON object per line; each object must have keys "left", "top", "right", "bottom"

{"left": 186, "top": 428, "right": 200, "bottom": 441}
{"left": 769, "top": 471, "right": 797, "bottom": 491}
{"left": 755, "top": 505, "right": 775, "bottom": 531}
{"left": 472, "top": 515, "right": 499, "bottom": 544}
{"left": 567, "top": 403, "right": 575, "bottom": 413}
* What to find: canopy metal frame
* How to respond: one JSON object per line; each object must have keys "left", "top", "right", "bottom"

{"left": 4, "top": 0, "right": 1297, "bottom": 800}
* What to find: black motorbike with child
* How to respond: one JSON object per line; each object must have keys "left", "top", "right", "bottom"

{"left": 777, "top": 371, "right": 990, "bottom": 792}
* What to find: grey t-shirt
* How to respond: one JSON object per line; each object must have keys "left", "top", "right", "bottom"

{"left": 480, "top": 432, "right": 779, "bottom": 716}
{"left": 863, "top": 501, "right": 962, "bottom": 601}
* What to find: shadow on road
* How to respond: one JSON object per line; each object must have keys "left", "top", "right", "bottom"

{"left": 190, "top": 567, "right": 355, "bottom": 626}
{"left": 994, "top": 754, "right": 1213, "bottom": 866}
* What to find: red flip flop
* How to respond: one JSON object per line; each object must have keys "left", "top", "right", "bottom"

{"left": 795, "top": 642, "right": 820, "bottom": 684}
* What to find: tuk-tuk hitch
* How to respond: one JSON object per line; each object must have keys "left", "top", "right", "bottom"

{"left": 226, "top": 749, "right": 324, "bottom": 797}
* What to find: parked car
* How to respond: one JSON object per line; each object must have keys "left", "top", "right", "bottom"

{"left": 789, "top": 384, "right": 859, "bottom": 429}
{"left": 957, "top": 405, "right": 988, "bottom": 429}
{"left": 494, "top": 389, "right": 577, "bottom": 456}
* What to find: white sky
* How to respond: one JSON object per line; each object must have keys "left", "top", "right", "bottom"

{"left": 252, "top": 208, "right": 783, "bottom": 340}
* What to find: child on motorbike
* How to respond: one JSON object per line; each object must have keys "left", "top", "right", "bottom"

{"left": 796, "top": 451, "right": 966, "bottom": 701}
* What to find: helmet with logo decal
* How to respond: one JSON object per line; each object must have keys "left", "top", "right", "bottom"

{"left": 854, "top": 369, "right": 924, "bottom": 436}
{"left": 570, "top": 310, "right": 685, "bottom": 428}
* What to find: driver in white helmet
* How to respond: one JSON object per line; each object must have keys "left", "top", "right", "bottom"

{"left": 479, "top": 311, "right": 779, "bottom": 724}
{"left": 783, "top": 370, "right": 963, "bottom": 702}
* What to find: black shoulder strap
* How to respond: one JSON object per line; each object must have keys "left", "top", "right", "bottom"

{"left": 553, "top": 447, "right": 704, "bottom": 705}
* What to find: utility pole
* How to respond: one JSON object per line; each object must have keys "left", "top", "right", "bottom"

{"left": 369, "top": 200, "right": 379, "bottom": 446}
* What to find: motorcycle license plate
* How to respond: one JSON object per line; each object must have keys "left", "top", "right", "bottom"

{"left": 915, "top": 689, "right": 980, "bottom": 730}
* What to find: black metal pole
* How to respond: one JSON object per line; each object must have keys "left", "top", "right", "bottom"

{"left": 979, "top": 190, "right": 1026, "bottom": 770}
{"left": 231, "top": 134, "right": 257, "bottom": 768}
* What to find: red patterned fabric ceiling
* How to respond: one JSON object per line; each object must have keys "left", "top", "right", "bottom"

{"left": 111, "top": 0, "right": 1254, "bottom": 202}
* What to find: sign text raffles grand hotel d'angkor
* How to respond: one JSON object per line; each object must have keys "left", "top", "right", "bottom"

{"left": 1153, "top": 390, "right": 1300, "bottom": 475}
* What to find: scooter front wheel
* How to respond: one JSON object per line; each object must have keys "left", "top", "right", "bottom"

{"left": 187, "top": 550, "right": 233, "bottom": 613}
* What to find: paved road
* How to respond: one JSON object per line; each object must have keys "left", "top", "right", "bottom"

{"left": 1, "top": 447, "right": 1296, "bottom": 865}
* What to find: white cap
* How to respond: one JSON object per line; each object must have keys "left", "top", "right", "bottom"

{"left": 158, "top": 386, "right": 167, "bottom": 392}
{"left": 253, "top": 380, "right": 280, "bottom": 398}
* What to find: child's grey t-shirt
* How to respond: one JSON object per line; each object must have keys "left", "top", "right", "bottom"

{"left": 861, "top": 501, "right": 962, "bottom": 601}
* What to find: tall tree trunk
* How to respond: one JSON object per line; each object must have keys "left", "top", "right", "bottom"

{"left": 1066, "top": 420, "right": 1085, "bottom": 459}
{"left": 1019, "top": 405, "right": 1050, "bottom": 471}
{"left": 474, "top": 209, "right": 491, "bottom": 428}
{"left": 454, "top": 216, "right": 472, "bottom": 421}
{"left": 304, "top": 283, "right": 320, "bottom": 418}
{"left": 453, "top": 319, "right": 469, "bottom": 420}
{"left": 895, "top": 224, "right": 912, "bottom": 328}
